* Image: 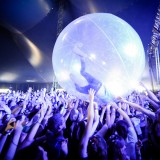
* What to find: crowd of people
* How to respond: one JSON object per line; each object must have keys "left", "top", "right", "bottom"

{"left": 0, "top": 82, "right": 160, "bottom": 160}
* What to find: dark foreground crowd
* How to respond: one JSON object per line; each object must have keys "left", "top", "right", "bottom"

{"left": 0, "top": 82, "right": 160, "bottom": 160}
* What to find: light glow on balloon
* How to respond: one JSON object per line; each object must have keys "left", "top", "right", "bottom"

{"left": 124, "top": 43, "right": 138, "bottom": 57}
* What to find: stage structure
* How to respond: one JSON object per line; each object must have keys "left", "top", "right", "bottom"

{"left": 148, "top": 2, "right": 160, "bottom": 91}
{"left": 53, "top": 0, "right": 65, "bottom": 90}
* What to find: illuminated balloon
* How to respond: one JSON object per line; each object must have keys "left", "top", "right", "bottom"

{"left": 52, "top": 13, "right": 145, "bottom": 103}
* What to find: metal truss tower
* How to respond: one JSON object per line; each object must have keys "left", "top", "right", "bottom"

{"left": 147, "top": 2, "right": 160, "bottom": 90}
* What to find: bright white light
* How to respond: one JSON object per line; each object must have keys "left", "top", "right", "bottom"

{"left": 57, "top": 71, "right": 70, "bottom": 82}
{"left": 56, "top": 88, "right": 66, "bottom": 92}
{"left": 108, "top": 69, "right": 122, "bottom": 79}
{"left": 89, "top": 53, "right": 96, "bottom": 60}
{"left": 0, "top": 89, "right": 9, "bottom": 93}
{"left": 107, "top": 81, "right": 125, "bottom": 97}
{"left": 72, "top": 63, "right": 81, "bottom": 72}
{"left": 102, "top": 61, "right": 106, "bottom": 65}
{"left": 0, "top": 72, "right": 18, "bottom": 82}
{"left": 60, "top": 59, "right": 64, "bottom": 63}
{"left": 124, "top": 43, "right": 138, "bottom": 57}
{"left": 26, "top": 80, "right": 37, "bottom": 82}
{"left": 136, "top": 85, "right": 145, "bottom": 93}
{"left": 104, "top": 69, "right": 128, "bottom": 97}
{"left": 129, "top": 80, "right": 139, "bottom": 89}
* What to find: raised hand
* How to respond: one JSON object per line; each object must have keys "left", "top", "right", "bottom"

{"left": 44, "top": 105, "right": 53, "bottom": 120}
{"left": 4, "top": 118, "right": 16, "bottom": 134}
{"left": 28, "top": 87, "right": 32, "bottom": 93}
{"left": 88, "top": 88, "right": 96, "bottom": 101}
{"left": 15, "top": 119, "right": 23, "bottom": 131}
{"left": 109, "top": 101, "right": 119, "bottom": 110}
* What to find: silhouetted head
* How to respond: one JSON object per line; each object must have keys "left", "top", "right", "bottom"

{"left": 108, "top": 134, "right": 127, "bottom": 160}
{"left": 116, "top": 120, "right": 128, "bottom": 140}
{"left": 47, "top": 113, "right": 66, "bottom": 134}
{"left": 72, "top": 120, "right": 86, "bottom": 142}
{"left": 88, "top": 134, "right": 108, "bottom": 160}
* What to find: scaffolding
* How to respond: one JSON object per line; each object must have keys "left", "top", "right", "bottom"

{"left": 148, "top": 3, "right": 160, "bottom": 91}
{"left": 53, "top": 0, "right": 65, "bottom": 89}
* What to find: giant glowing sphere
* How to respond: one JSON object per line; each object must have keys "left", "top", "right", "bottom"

{"left": 52, "top": 13, "right": 145, "bottom": 103}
